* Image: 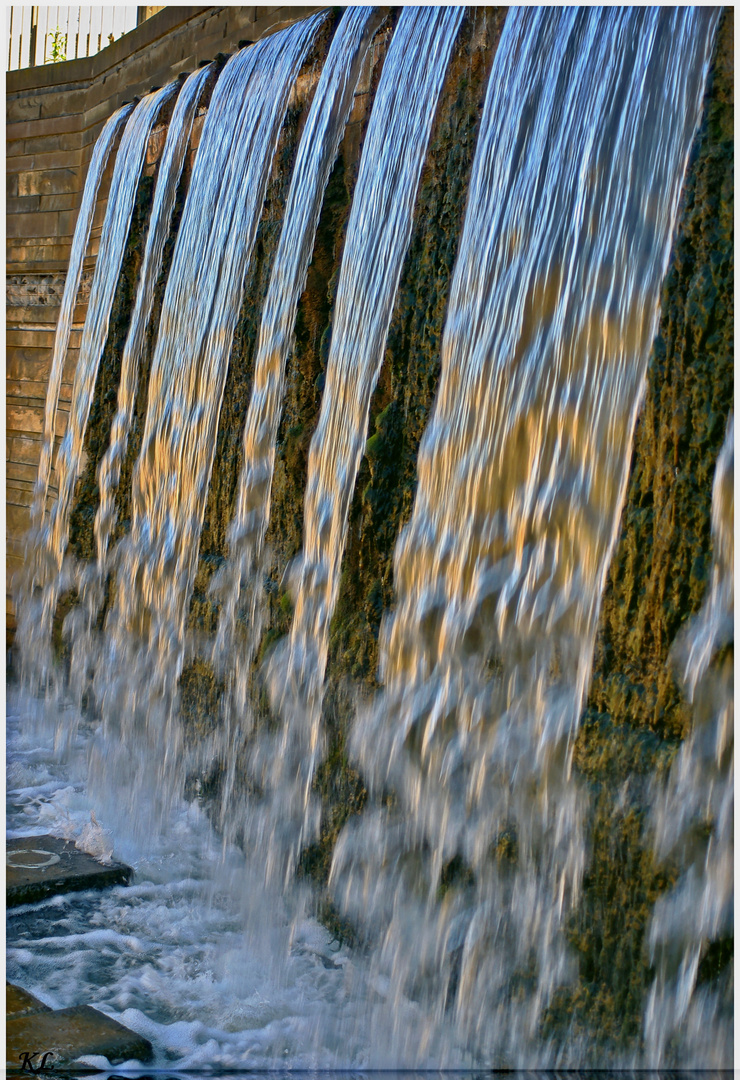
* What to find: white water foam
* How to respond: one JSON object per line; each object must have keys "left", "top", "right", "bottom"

{"left": 7, "top": 687, "right": 476, "bottom": 1071}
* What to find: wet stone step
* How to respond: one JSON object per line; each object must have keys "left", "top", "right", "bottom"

{"left": 6, "top": 835, "right": 132, "bottom": 907}
{"left": 6, "top": 1003, "right": 154, "bottom": 1072}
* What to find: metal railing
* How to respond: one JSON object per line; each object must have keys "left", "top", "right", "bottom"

{"left": 7, "top": 6, "right": 141, "bottom": 71}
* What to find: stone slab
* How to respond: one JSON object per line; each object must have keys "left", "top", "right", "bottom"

{"left": 6, "top": 982, "right": 52, "bottom": 1019}
{"left": 6, "top": 835, "right": 132, "bottom": 907}
{"left": 6, "top": 1004, "right": 153, "bottom": 1070}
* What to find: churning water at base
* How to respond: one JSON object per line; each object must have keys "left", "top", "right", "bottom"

{"left": 6, "top": 690, "right": 365, "bottom": 1071}
{"left": 7, "top": 687, "right": 481, "bottom": 1069}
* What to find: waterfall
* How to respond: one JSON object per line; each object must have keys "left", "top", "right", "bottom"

{"left": 94, "top": 66, "right": 213, "bottom": 585}
{"left": 643, "top": 415, "right": 733, "bottom": 1067}
{"left": 29, "top": 103, "right": 133, "bottom": 534}
{"left": 14, "top": 102, "right": 133, "bottom": 685}
{"left": 63, "top": 64, "right": 213, "bottom": 706}
{"left": 207, "top": 6, "right": 381, "bottom": 823}
{"left": 9, "top": 5, "right": 730, "bottom": 1070}
{"left": 86, "top": 15, "right": 326, "bottom": 824}
{"left": 256, "top": 5, "right": 464, "bottom": 887}
{"left": 16, "top": 87, "right": 177, "bottom": 688}
{"left": 328, "top": 7, "right": 719, "bottom": 1066}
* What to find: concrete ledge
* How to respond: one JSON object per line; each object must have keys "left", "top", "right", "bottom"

{"left": 6, "top": 1003, "right": 153, "bottom": 1071}
{"left": 7, "top": 835, "right": 133, "bottom": 907}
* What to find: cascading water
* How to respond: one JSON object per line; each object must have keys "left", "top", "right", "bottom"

{"left": 93, "top": 65, "right": 213, "bottom": 604}
{"left": 643, "top": 415, "right": 733, "bottom": 1068}
{"left": 30, "top": 104, "right": 134, "bottom": 531}
{"left": 62, "top": 65, "right": 213, "bottom": 714}
{"left": 207, "top": 7, "right": 381, "bottom": 823}
{"left": 15, "top": 102, "right": 134, "bottom": 683}
{"left": 329, "top": 6, "right": 720, "bottom": 1067}
{"left": 96, "top": 15, "right": 327, "bottom": 765}
{"left": 8, "top": 5, "right": 731, "bottom": 1072}
{"left": 17, "top": 84, "right": 178, "bottom": 694}
{"left": 259, "top": 4, "right": 464, "bottom": 887}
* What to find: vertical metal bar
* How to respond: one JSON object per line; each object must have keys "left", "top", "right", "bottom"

{"left": 55, "top": 4, "right": 62, "bottom": 60}
{"left": 29, "top": 6, "right": 37, "bottom": 67}
{"left": 18, "top": 5, "right": 29, "bottom": 69}
{"left": 101, "top": 5, "right": 110, "bottom": 47}
{"left": 39, "top": 4, "right": 47, "bottom": 63}
{"left": 36, "top": 5, "right": 44, "bottom": 64}
{"left": 45, "top": 4, "right": 55, "bottom": 62}
{"left": 8, "top": 6, "right": 14, "bottom": 70}
{"left": 91, "top": 5, "right": 100, "bottom": 55}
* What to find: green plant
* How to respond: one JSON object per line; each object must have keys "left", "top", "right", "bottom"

{"left": 48, "top": 27, "right": 66, "bottom": 63}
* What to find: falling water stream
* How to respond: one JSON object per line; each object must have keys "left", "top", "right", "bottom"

{"left": 643, "top": 415, "right": 734, "bottom": 1068}
{"left": 259, "top": 4, "right": 464, "bottom": 886}
{"left": 8, "top": 5, "right": 730, "bottom": 1072}
{"left": 30, "top": 104, "right": 134, "bottom": 532}
{"left": 17, "top": 85, "right": 178, "bottom": 697}
{"left": 329, "top": 6, "right": 719, "bottom": 1066}
{"left": 208, "top": 6, "right": 381, "bottom": 820}
{"left": 93, "top": 65, "right": 213, "bottom": 596}
{"left": 97, "top": 14, "right": 327, "bottom": 759}
{"left": 15, "top": 102, "right": 134, "bottom": 684}
{"left": 61, "top": 64, "right": 214, "bottom": 712}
